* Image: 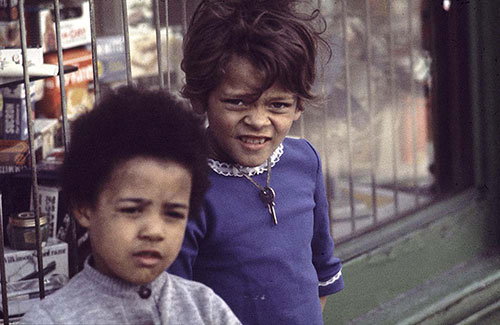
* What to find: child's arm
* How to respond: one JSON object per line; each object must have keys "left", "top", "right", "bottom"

{"left": 320, "top": 296, "right": 327, "bottom": 312}
{"left": 168, "top": 210, "right": 208, "bottom": 278}
{"left": 305, "top": 140, "right": 345, "bottom": 298}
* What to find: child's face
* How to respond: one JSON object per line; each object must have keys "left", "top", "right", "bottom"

{"left": 75, "top": 157, "right": 192, "bottom": 285}
{"left": 205, "top": 55, "right": 302, "bottom": 167}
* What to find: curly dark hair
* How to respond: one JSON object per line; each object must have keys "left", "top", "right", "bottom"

{"left": 181, "top": 0, "right": 329, "bottom": 111}
{"left": 62, "top": 86, "right": 209, "bottom": 220}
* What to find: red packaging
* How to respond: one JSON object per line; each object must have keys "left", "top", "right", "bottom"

{"left": 0, "top": 0, "right": 18, "bottom": 21}
{"left": 36, "top": 47, "right": 94, "bottom": 119}
{"left": 0, "top": 139, "right": 30, "bottom": 174}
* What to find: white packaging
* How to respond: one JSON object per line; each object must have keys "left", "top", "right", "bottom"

{"left": 38, "top": 1, "right": 91, "bottom": 52}
{"left": 3, "top": 238, "right": 69, "bottom": 283}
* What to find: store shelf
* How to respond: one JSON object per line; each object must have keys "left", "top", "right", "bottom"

{"left": 0, "top": 65, "right": 78, "bottom": 88}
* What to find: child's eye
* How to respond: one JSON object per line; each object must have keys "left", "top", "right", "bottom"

{"left": 118, "top": 207, "right": 142, "bottom": 215}
{"left": 222, "top": 99, "right": 246, "bottom": 108}
{"left": 270, "top": 102, "right": 293, "bottom": 111}
{"left": 164, "top": 210, "right": 187, "bottom": 220}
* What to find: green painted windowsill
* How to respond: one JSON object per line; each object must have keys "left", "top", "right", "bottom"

{"left": 324, "top": 189, "right": 500, "bottom": 324}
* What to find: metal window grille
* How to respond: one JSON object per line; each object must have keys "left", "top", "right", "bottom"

{"left": 0, "top": 0, "right": 434, "bottom": 322}
{"left": 289, "top": 0, "right": 435, "bottom": 242}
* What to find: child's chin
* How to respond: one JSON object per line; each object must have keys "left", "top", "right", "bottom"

{"left": 123, "top": 270, "right": 163, "bottom": 285}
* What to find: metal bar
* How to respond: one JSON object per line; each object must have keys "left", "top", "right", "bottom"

{"left": 320, "top": 80, "right": 334, "bottom": 224}
{"left": 467, "top": 0, "right": 485, "bottom": 191}
{"left": 88, "top": 0, "right": 100, "bottom": 100}
{"left": 164, "top": 0, "right": 171, "bottom": 89}
{"left": 0, "top": 194, "right": 9, "bottom": 324}
{"left": 181, "top": 0, "right": 188, "bottom": 35}
{"left": 121, "top": 0, "right": 133, "bottom": 84}
{"left": 365, "top": 0, "right": 378, "bottom": 222}
{"left": 341, "top": 0, "right": 356, "bottom": 231}
{"left": 153, "top": 0, "right": 164, "bottom": 89}
{"left": 53, "top": 0, "right": 69, "bottom": 150}
{"left": 19, "top": 0, "right": 45, "bottom": 299}
{"left": 53, "top": 0, "right": 80, "bottom": 279}
{"left": 388, "top": 0, "right": 400, "bottom": 215}
{"left": 407, "top": 0, "right": 419, "bottom": 206}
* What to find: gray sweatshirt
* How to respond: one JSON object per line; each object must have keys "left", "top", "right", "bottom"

{"left": 20, "top": 260, "right": 241, "bottom": 325}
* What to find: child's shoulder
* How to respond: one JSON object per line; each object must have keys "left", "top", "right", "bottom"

{"left": 19, "top": 272, "right": 89, "bottom": 324}
{"left": 166, "top": 272, "right": 217, "bottom": 297}
{"left": 164, "top": 273, "right": 240, "bottom": 322}
{"left": 283, "top": 136, "right": 320, "bottom": 160}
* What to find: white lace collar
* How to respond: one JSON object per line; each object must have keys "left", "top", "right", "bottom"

{"left": 208, "top": 143, "right": 284, "bottom": 177}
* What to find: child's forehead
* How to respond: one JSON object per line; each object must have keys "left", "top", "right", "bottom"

{"left": 222, "top": 56, "right": 264, "bottom": 83}
{"left": 218, "top": 55, "right": 295, "bottom": 96}
{"left": 107, "top": 157, "right": 191, "bottom": 184}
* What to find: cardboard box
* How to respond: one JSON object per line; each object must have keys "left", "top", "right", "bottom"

{"left": 0, "top": 47, "right": 44, "bottom": 86}
{"left": 129, "top": 27, "right": 184, "bottom": 83}
{"left": 0, "top": 120, "right": 55, "bottom": 174}
{"left": 36, "top": 1, "right": 91, "bottom": 53}
{"left": 0, "top": 0, "right": 18, "bottom": 21}
{"left": 3, "top": 239, "right": 68, "bottom": 283}
{"left": 1, "top": 94, "right": 32, "bottom": 140}
{"left": 0, "top": 20, "right": 19, "bottom": 47}
{"left": 0, "top": 273, "right": 67, "bottom": 316}
{"left": 0, "top": 139, "right": 29, "bottom": 174}
{"left": 37, "top": 47, "right": 94, "bottom": 119}
{"left": 0, "top": 239, "right": 68, "bottom": 316}
{"left": 1, "top": 82, "right": 36, "bottom": 140}
{"left": 96, "top": 35, "right": 127, "bottom": 84}
{"left": 31, "top": 185, "right": 64, "bottom": 239}
{"left": 34, "top": 118, "right": 58, "bottom": 160}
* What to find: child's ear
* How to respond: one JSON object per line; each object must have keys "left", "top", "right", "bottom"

{"left": 191, "top": 99, "right": 206, "bottom": 114}
{"left": 73, "top": 206, "right": 92, "bottom": 229}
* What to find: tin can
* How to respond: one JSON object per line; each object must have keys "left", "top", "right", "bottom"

{"left": 7, "top": 211, "right": 49, "bottom": 250}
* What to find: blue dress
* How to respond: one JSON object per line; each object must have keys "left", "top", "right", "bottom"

{"left": 169, "top": 137, "right": 344, "bottom": 324}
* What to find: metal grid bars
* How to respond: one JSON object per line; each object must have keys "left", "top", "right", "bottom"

{"left": 289, "top": 0, "right": 435, "bottom": 241}
{"left": 0, "top": 1, "right": 187, "bottom": 322}
{"left": 0, "top": 0, "right": 435, "bottom": 322}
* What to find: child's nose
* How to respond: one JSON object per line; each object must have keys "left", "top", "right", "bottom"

{"left": 138, "top": 214, "right": 165, "bottom": 242}
{"left": 244, "top": 105, "right": 270, "bottom": 128}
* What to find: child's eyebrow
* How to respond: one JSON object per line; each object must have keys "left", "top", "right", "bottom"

{"left": 221, "top": 92, "right": 296, "bottom": 103}
{"left": 117, "top": 198, "right": 147, "bottom": 204}
{"left": 220, "top": 91, "right": 259, "bottom": 98}
{"left": 163, "top": 203, "right": 189, "bottom": 210}
{"left": 117, "top": 199, "right": 188, "bottom": 210}
{"left": 266, "top": 95, "right": 296, "bottom": 101}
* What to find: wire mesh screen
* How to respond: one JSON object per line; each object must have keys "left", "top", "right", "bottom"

{"left": 0, "top": 0, "right": 435, "bottom": 322}
{"left": 288, "top": 0, "right": 435, "bottom": 241}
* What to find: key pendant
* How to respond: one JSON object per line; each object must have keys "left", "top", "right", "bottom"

{"left": 259, "top": 187, "right": 278, "bottom": 225}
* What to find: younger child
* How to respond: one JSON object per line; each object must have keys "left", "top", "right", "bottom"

{"left": 168, "top": 0, "right": 344, "bottom": 324}
{"left": 20, "top": 86, "right": 241, "bottom": 324}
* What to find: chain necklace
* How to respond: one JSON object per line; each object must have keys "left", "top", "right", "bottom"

{"left": 239, "top": 158, "right": 278, "bottom": 225}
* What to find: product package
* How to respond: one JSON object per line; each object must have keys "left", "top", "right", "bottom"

{"left": 0, "top": 238, "right": 69, "bottom": 316}
{"left": 36, "top": 47, "right": 94, "bottom": 119}
{"left": 29, "top": 0, "right": 91, "bottom": 53}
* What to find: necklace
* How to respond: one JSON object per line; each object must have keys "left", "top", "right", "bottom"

{"left": 240, "top": 158, "right": 278, "bottom": 225}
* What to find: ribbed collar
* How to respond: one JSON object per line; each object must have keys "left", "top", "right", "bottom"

{"left": 81, "top": 257, "right": 167, "bottom": 301}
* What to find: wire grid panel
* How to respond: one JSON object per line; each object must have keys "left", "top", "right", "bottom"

{"left": 288, "top": 0, "right": 435, "bottom": 241}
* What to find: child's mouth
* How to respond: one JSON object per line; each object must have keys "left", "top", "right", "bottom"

{"left": 239, "top": 136, "right": 269, "bottom": 145}
{"left": 133, "top": 251, "right": 163, "bottom": 267}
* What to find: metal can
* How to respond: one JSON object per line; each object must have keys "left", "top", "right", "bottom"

{"left": 7, "top": 211, "right": 49, "bottom": 250}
